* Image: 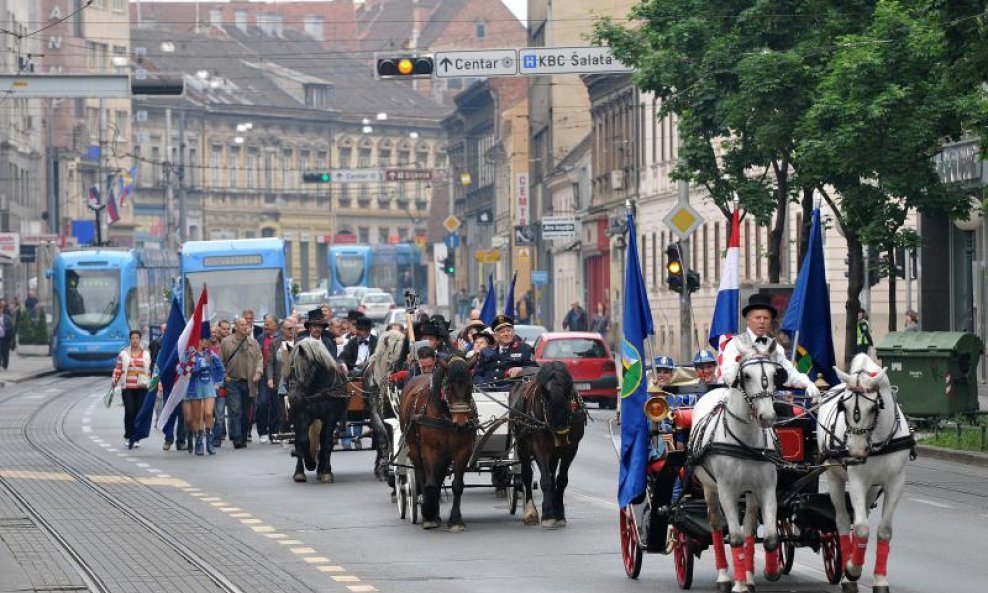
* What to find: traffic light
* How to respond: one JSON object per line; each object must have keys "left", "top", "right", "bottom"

{"left": 686, "top": 270, "right": 701, "bottom": 293}
{"left": 131, "top": 79, "right": 185, "bottom": 96}
{"left": 376, "top": 56, "right": 434, "bottom": 79}
{"left": 666, "top": 243, "right": 684, "bottom": 292}
{"left": 442, "top": 253, "right": 455, "bottom": 275}
{"left": 302, "top": 172, "right": 332, "bottom": 183}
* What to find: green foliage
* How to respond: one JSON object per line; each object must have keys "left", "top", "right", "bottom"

{"left": 17, "top": 308, "right": 50, "bottom": 345}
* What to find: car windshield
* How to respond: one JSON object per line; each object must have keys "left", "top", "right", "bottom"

{"left": 65, "top": 269, "right": 120, "bottom": 332}
{"left": 328, "top": 297, "right": 358, "bottom": 309}
{"left": 295, "top": 292, "right": 325, "bottom": 306}
{"left": 185, "top": 268, "right": 285, "bottom": 322}
{"left": 364, "top": 293, "right": 393, "bottom": 304}
{"left": 542, "top": 338, "right": 607, "bottom": 359}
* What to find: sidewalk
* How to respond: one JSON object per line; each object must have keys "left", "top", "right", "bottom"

{"left": 0, "top": 351, "right": 56, "bottom": 386}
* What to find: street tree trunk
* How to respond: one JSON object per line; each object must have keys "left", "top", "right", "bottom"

{"left": 887, "top": 247, "right": 898, "bottom": 332}
{"left": 797, "top": 187, "right": 814, "bottom": 266}
{"left": 844, "top": 232, "right": 865, "bottom": 366}
{"left": 768, "top": 159, "right": 790, "bottom": 284}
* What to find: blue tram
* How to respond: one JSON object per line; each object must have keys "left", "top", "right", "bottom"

{"left": 50, "top": 249, "right": 178, "bottom": 372}
{"left": 327, "top": 243, "right": 427, "bottom": 303}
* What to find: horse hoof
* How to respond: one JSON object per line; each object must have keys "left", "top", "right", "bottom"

{"left": 523, "top": 513, "right": 539, "bottom": 526}
{"left": 449, "top": 524, "right": 466, "bottom": 533}
{"left": 540, "top": 519, "right": 560, "bottom": 529}
{"left": 872, "top": 587, "right": 890, "bottom": 593}
{"left": 746, "top": 586, "right": 756, "bottom": 593}
{"left": 554, "top": 519, "right": 567, "bottom": 528}
{"left": 717, "top": 582, "right": 733, "bottom": 593}
{"left": 841, "top": 582, "right": 859, "bottom": 593}
{"left": 318, "top": 473, "right": 334, "bottom": 484}
{"left": 421, "top": 521, "right": 440, "bottom": 530}
{"left": 293, "top": 473, "right": 306, "bottom": 483}
{"left": 763, "top": 568, "right": 781, "bottom": 582}
{"left": 845, "top": 563, "right": 862, "bottom": 582}
{"left": 304, "top": 456, "right": 317, "bottom": 472}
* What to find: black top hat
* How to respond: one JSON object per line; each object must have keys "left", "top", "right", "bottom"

{"left": 354, "top": 316, "right": 373, "bottom": 330}
{"left": 418, "top": 323, "right": 441, "bottom": 338}
{"left": 346, "top": 310, "right": 363, "bottom": 322}
{"left": 491, "top": 314, "right": 514, "bottom": 332}
{"left": 304, "top": 308, "right": 330, "bottom": 326}
{"left": 742, "top": 293, "right": 777, "bottom": 318}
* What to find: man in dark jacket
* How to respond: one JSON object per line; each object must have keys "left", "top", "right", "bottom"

{"left": 474, "top": 314, "right": 537, "bottom": 385}
{"left": 561, "top": 301, "right": 588, "bottom": 331}
{"left": 340, "top": 316, "right": 377, "bottom": 373}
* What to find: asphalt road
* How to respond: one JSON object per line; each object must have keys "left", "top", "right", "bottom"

{"left": 2, "top": 374, "right": 986, "bottom": 593}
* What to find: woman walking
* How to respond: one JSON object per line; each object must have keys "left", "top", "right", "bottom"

{"left": 183, "top": 337, "right": 225, "bottom": 456}
{"left": 111, "top": 330, "right": 151, "bottom": 449}
{"left": 589, "top": 302, "right": 611, "bottom": 336}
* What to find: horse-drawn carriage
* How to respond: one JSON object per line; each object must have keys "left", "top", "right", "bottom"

{"left": 619, "top": 347, "right": 913, "bottom": 593}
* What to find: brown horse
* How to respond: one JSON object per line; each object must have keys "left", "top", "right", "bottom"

{"left": 510, "top": 361, "right": 586, "bottom": 528}
{"left": 398, "top": 355, "right": 476, "bottom": 531}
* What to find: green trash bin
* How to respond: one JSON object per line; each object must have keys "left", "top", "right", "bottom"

{"left": 876, "top": 332, "right": 983, "bottom": 417}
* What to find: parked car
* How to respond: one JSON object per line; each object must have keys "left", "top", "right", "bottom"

{"left": 359, "top": 292, "right": 396, "bottom": 321}
{"left": 295, "top": 290, "right": 328, "bottom": 308}
{"left": 533, "top": 332, "right": 618, "bottom": 409}
{"left": 327, "top": 295, "right": 359, "bottom": 318}
{"left": 514, "top": 324, "right": 548, "bottom": 345}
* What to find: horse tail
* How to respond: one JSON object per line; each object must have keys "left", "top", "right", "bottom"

{"left": 309, "top": 420, "right": 322, "bottom": 460}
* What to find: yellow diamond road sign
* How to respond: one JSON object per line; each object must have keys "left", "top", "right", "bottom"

{"left": 664, "top": 203, "right": 704, "bottom": 240}
{"left": 442, "top": 215, "right": 462, "bottom": 234}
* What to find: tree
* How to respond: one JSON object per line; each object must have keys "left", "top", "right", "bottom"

{"left": 797, "top": 0, "right": 985, "bottom": 362}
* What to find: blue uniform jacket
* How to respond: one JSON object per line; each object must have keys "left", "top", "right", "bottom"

{"left": 473, "top": 338, "right": 537, "bottom": 385}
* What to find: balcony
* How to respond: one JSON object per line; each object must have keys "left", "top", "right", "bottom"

{"left": 935, "top": 138, "right": 986, "bottom": 189}
{"left": 377, "top": 196, "right": 391, "bottom": 209}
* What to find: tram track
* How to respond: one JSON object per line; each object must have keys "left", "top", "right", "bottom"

{"left": 0, "top": 376, "right": 297, "bottom": 593}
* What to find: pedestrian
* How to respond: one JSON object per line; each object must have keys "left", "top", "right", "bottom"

{"left": 561, "top": 300, "right": 588, "bottom": 332}
{"left": 268, "top": 318, "right": 297, "bottom": 443}
{"left": 456, "top": 288, "right": 470, "bottom": 324}
{"left": 111, "top": 330, "right": 151, "bottom": 448}
{"left": 209, "top": 331, "right": 227, "bottom": 448}
{"left": 340, "top": 316, "right": 377, "bottom": 371}
{"left": 904, "top": 310, "right": 920, "bottom": 332}
{"left": 24, "top": 291, "right": 37, "bottom": 312}
{"left": 255, "top": 314, "right": 280, "bottom": 444}
{"left": 856, "top": 308, "right": 874, "bottom": 355}
{"left": 182, "top": 336, "right": 225, "bottom": 456}
{"left": 589, "top": 302, "right": 610, "bottom": 337}
{"left": 0, "top": 305, "right": 14, "bottom": 370}
{"left": 220, "top": 316, "right": 263, "bottom": 449}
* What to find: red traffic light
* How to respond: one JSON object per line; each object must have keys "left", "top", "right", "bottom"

{"left": 376, "top": 56, "right": 434, "bottom": 78}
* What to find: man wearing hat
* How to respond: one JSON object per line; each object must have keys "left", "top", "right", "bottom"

{"left": 474, "top": 314, "right": 537, "bottom": 385}
{"left": 693, "top": 350, "right": 721, "bottom": 389}
{"left": 720, "top": 294, "right": 819, "bottom": 399}
{"left": 303, "top": 308, "right": 341, "bottom": 359}
{"left": 649, "top": 355, "right": 677, "bottom": 390}
{"left": 340, "top": 316, "right": 378, "bottom": 371}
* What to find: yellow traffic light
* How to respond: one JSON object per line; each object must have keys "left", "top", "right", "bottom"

{"left": 397, "top": 58, "right": 414, "bottom": 75}
{"left": 376, "top": 56, "right": 434, "bottom": 79}
{"left": 667, "top": 260, "right": 682, "bottom": 275}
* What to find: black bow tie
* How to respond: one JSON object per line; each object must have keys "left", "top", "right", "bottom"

{"left": 359, "top": 339, "right": 369, "bottom": 346}
{"left": 755, "top": 336, "right": 769, "bottom": 345}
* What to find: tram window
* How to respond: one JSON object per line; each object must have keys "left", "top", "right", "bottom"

{"left": 125, "top": 287, "right": 140, "bottom": 331}
{"left": 66, "top": 269, "right": 120, "bottom": 333}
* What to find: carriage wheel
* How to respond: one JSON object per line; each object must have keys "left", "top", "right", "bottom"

{"left": 619, "top": 507, "right": 643, "bottom": 579}
{"left": 673, "top": 527, "right": 694, "bottom": 589}
{"left": 406, "top": 471, "right": 420, "bottom": 525}
{"left": 508, "top": 477, "right": 520, "bottom": 516}
{"left": 821, "top": 534, "right": 842, "bottom": 585}
{"left": 397, "top": 475, "right": 408, "bottom": 520}
{"left": 777, "top": 517, "right": 796, "bottom": 575}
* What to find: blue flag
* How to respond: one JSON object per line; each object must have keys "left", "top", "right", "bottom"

{"left": 504, "top": 272, "right": 518, "bottom": 318}
{"left": 130, "top": 297, "right": 184, "bottom": 446}
{"left": 780, "top": 208, "right": 838, "bottom": 387}
{"left": 479, "top": 274, "right": 496, "bottom": 325}
{"left": 618, "top": 213, "right": 655, "bottom": 508}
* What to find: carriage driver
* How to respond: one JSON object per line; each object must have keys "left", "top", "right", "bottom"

{"left": 720, "top": 294, "right": 820, "bottom": 400}
{"left": 473, "top": 314, "right": 537, "bottom": 385}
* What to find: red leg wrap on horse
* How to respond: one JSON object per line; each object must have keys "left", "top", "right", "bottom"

{"left": 874, "top": 538, "right": 890, "bottom": 576}
{"left": 731, "top": 545, "right": 747, "bottom": 583}
{"left": 744, "top": 536, "right": 755, "bottom": 573}
{"left": 712, "top": 535, "right": 728, "bottom": 570}
{"left": 840, "top": 534, "right": 852, "bottom": 566}
{"left": 852, "top": 533, "right": 868, "bottom": 567}
{"left": 764, "top": 547, "right": 780, "bottom": 576}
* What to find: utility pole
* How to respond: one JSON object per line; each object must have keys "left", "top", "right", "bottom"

{"left": 164, "top": 107, "right": 174, "bottom": 250}
{"left": 178, "top": 109, "right": 187, "bottom": 244}
{"left": 862, "top": 244, "right": 872, "bottom": 314}
{"left": 94, "top": 98, "right": 106, "bottom": 246}
{"left": 677, "top": 180, "right": 693, "bottom": 363}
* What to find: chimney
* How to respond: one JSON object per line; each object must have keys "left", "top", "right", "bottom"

{"left": 411, "top": 0, "right": 431, "bottom": 50}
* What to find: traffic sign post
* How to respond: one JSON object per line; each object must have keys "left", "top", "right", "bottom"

{"left": 442, "top": 215, "right": 462, "bottom": 234}
{"left": 435, "top": 49, "right": 518, "bottom": 78}
{"left": 444, "top": 233, "right": 460, "bottom": 250}
{"left": 518, "top": 47, "right": 634, "bottom": 76}
{"left": 531, "top": 270, "right": 549, "bottom": 285}
{"left": 331, "top": 169, "right": 384, "bottom": 183}
{"left": 385, "top": 169, "right": 433, "bottom": 181}
{"left": 541, "top": 216, "right": 577, "bottom": 241}
{"left": 663, "top": 202, "right": 704, "bottom": 240}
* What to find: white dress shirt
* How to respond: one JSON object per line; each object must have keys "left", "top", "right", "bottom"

{"left": 720, "top": 328, "right": 814, "bottom": 390}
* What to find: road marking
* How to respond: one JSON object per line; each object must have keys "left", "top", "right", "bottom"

{"left": 107, "top": 448, "right": 118, "bottom": 452}
{"left": 264, "top": 534, "right": 288, "bottom": 540}
{"left": 202, "top": 497, "right": 221, "bottom": 502}
{"left": 82, "top": 417, "right": 90, "bottom": 424}
{"left": 219, "top": 507, "right": 241, "bottom": 512}
{"left": 230, "top": 512, "right": 252, "bottom": 518}
{"left": 291, "top": 547, "right": 316, "bottom": 554}
{"left": 116, "top": 453, "right": 126, "bottom": 457}
{"left": 303, "top": 557, "right": 330, "bottom": 564}
{"left": 82, "top": 426, "right": 92, "bottom": 433}
{"left": 277, "top": 539, "right": 303, "bottom": 545}
{"left": 136, "top": 463, "right": 150, "bottom": 468}
{"left": 567, "top": 489, "right": 618, "bottom": 509}
{"left": 332, "top": 576, "right": 361, "bottom": 583}
{"left": 318, "top": 566, "right": 345, "bottom": 572}
{"left": 251, "top": 526, "right": 275, "bottom": 533}
{"left": 99, "top": 443, "right": 111, "bottom": 448}
{"left": 909, "top": 497, "right": 953, "bottom": 509}
{"left": 240, "top": 518, "right": 262, "bottom": 524}
{"left": 147, "top": 469, "right": 161, "bottom": 474}
{"left": 209, "top": 501, "right": 227, "bottom": 506}
{"left": 189, "top": 492, "right": 206, "bottom": 497}
{"left": 182, "top": 487, "right": 200, "bottom": 492}
{"left": 0, "top": 470, "right": 74, "bottom": 481}
{"left": 346, "top": 586, "right": 376, "bottom": 592}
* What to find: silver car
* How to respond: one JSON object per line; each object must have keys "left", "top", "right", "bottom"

{"left": 360, "top": 292, "right": 395, "bottom": 321}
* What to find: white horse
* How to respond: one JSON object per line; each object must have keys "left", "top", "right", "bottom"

{"left": 818, "top": 354, "right": 913, "bottom": 593}
{"left": 689, "top": 341, "right": 782, "bottom": 593}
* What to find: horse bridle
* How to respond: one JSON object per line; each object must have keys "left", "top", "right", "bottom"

{"left": 736, "top": 357, "right": 782, "bottom": 408}
{"left": 437, "top": 355, "right": 474, "bottom": 415}
{"left": 840, "top": 371, "right": 885, "bottom": 438}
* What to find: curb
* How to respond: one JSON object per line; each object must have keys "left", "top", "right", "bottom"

{"left": 0, "top": 368, "right": 59, "bottom": 389}
{"left": 914, "top": 444, "right": 988, "bottom": 468}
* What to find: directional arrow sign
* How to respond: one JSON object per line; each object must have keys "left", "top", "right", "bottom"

{"left": 331, "top": 169, "right": 383, "bottom": 183}
{"left": 518, "top": 47, "right": 634, "bottom": 75}
{"left": 434, "top": 49, "right": 518, "bottom": 79}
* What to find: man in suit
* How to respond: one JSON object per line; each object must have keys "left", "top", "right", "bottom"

{"left": 473, "top": 314, "right": 537, "bottom": 386}
{"left": 340, "top": 316, "right": 377, "bottom": 373}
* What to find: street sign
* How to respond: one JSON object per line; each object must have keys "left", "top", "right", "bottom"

{"left": 20, "top": 233, "right": 58, "bottom": 245}
{"left": 442, "top": 215, "right": 462, "bottom": 233}
{"left": 444, "top": 233, "right": 460, "bottom": 250}
{"left": 0, "top": 74, "right": 130, "bottom": 98}
{"left": 474, "top": 249, "right": 501, "bottom": 263}
{"left": 531, "top": 270, "right": 549, "bottom": 285}
{"left": 0, "top": 233, "right": 19, "bottom": 263}
{"left": 19, "top": 244, "right": 36, "bottom": 263}
{"left": 518, "top": 47, "right": 634, "bottom": 76}
{"left": 477, "top": 209, "right": 494, "bottom": 224}
{"left": 541, "top": 216, "right": 577, "bottom": 240}
{"left": 514, "top": 225, "right": 536, "bottom": 245}
{"left": 331, "top": 169, "right": 383, "bottom": 183}
{"left": 434, "top": 49, "right": 518, "bottom": 79}
{"left": 385, "top": 169, "right": 433, "bottom": 181}
{"left": 664, "top": 202, "right": 704, "bottom": 240}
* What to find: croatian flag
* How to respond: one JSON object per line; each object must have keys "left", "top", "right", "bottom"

{"left": 105, "top": 187, "right": 120, "bottom": 224}
{"left": 708, "top": 208, "right": 741, "bottom": 349}
{"left": 155, "top": 287, "right": 210, "bottom": 431}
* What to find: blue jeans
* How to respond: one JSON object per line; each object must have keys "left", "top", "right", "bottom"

{"left": 212, "top": 394, "right": 227, "bottom": 443}
{"left": 255, "top": 376, "right": 280, "bottom": 437}
{"left": 162, "top": 408, "right": 186, "bottom": 444}
{"left": 226, "top": 379, "right": 249, "bottom": 443}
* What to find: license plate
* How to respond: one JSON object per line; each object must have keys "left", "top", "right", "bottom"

{"left": 575, "top": 383, "right": 592, "bottom": 391}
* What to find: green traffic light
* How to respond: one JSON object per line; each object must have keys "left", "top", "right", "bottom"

{"left": 321, "top": 172, "right": 330, "bottom": 182}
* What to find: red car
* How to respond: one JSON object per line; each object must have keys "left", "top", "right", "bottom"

{"left": 534, "top": 332, "right": 619, "bottom": 409}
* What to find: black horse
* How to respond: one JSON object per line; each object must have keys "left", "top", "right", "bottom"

{"left": 509, "top": 361, "right": 586, "bottom": 528}
{"left": 287, "top": 339, "right": 350, "bottom": 483}
{"left": 399, "top": 354, "right": 477, "bottom": 531}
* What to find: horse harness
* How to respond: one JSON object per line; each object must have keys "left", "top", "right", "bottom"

{"left": 819, "top": 373, "right": 916, "bottom": 462}
{"left": 404, "top": 374, "right": 479, "bottom": 438}
{"left": 510, "top": 377, "right": 588, "bottom": 439}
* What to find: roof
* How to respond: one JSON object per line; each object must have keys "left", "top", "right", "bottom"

{"left": 181, "top": 238, "right": 285, "bottom": 256}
